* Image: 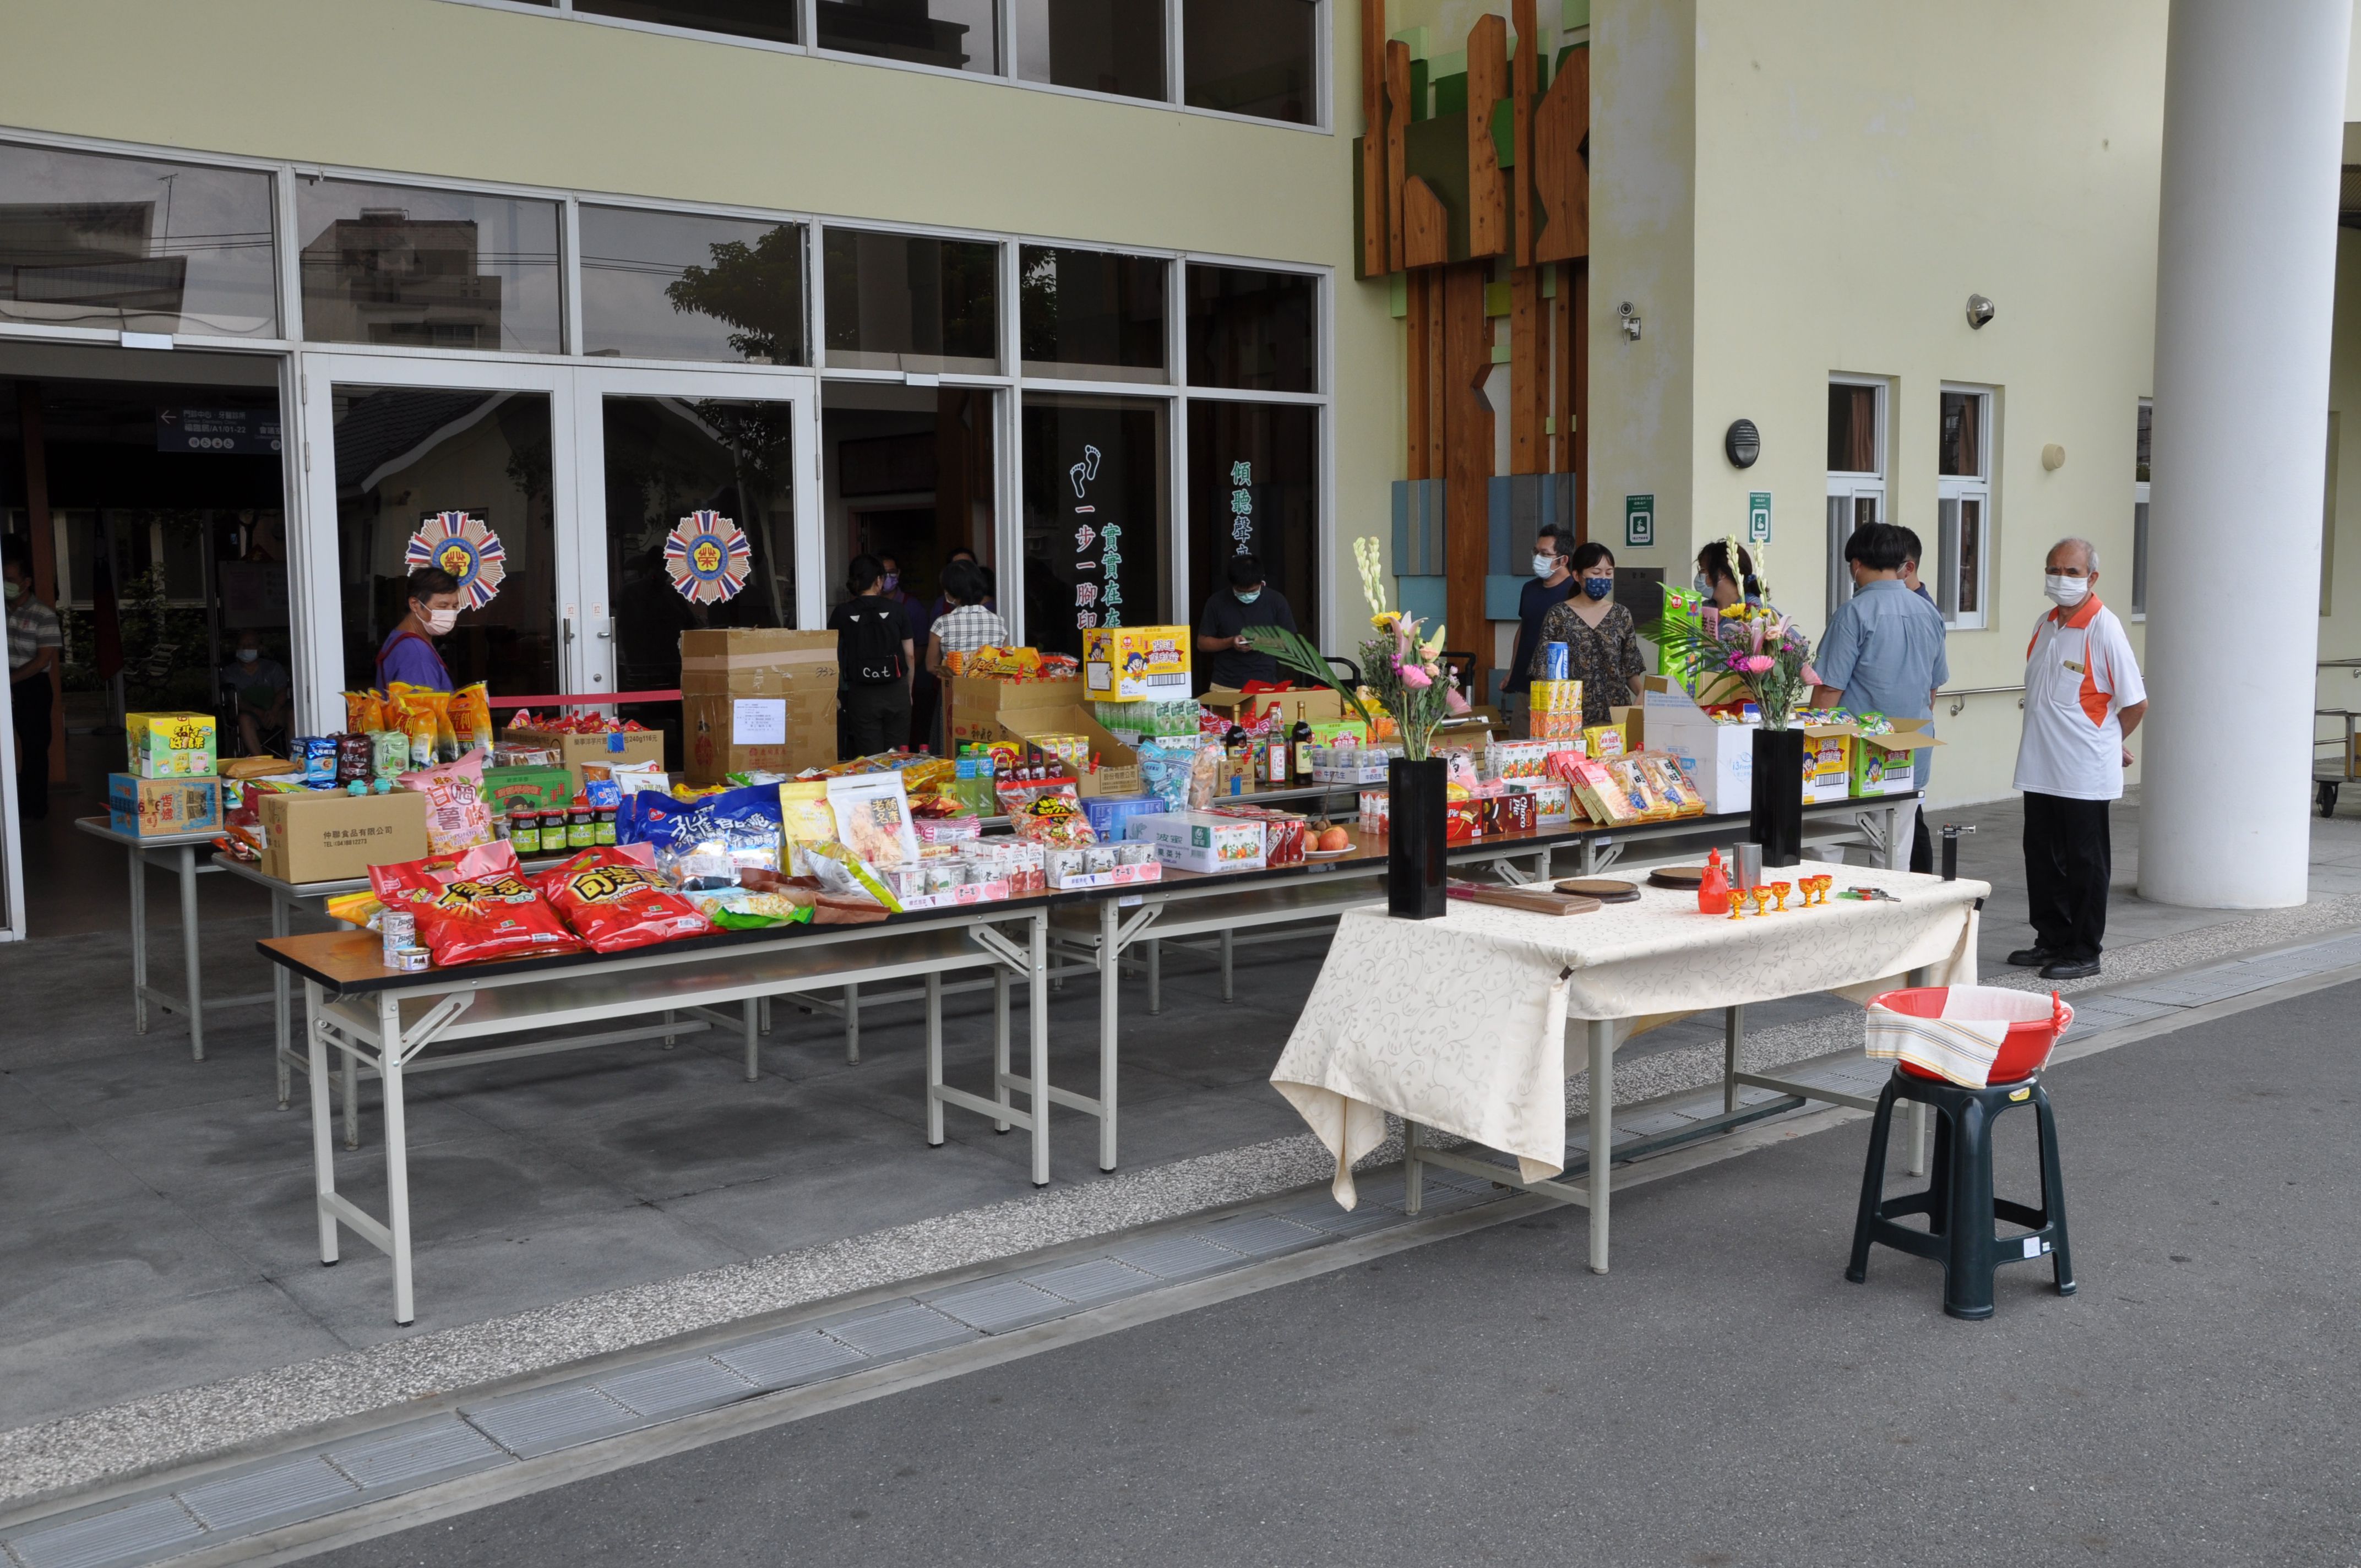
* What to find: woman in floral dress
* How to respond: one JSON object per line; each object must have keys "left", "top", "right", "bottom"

{"left": 1528, "top": 542, "right": 1645, "bottom": 727}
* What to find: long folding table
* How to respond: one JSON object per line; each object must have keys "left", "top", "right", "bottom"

{"left": 259, "top": 904, "right": 1052, "bottom": 1325}
{"left": 73, "top": 815, "right": 271, "bottom": 1061}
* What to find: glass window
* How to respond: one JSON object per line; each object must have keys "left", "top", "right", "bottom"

{"left": 332, "top": 386, "right": 557, "bottom": 695}
{"left": 1827, "top": 381, "right": 1880, "bottom": 474}
{"left": 2132, "top": 398, "right": 2151, "bottom": 616}
{"left": 298, "top": 180, "right": 563, "bottom": 355}
{"left": 1935, "top": 387, "right": 1992, "bottom": 627}
{"left": 0, "top": 141, "right": 278, "bottom": 338}
{"left": 580, "top": 206, "right": 806, "bottom": 364}
{"left": 818, "top": 0, "right": 998, "bottom": 72}
{"left": 1020, "top": 246, "right": 1166, "bottom": 382}
{"left": 1015, "top": 0, "right": 1166, "bottom": 101}
{"left": 576, "top": 0, "right": 795, "bottom": 43}
{"left": 1938, "top": 389, "right": 1986, "bottom": 478}
{"left": 601, "top": 394, "right": 797, "bottom": 761}
{"left": 1183, "top": 0, "right": 1318, "bottom": 125}
{"left": 1021, "top": 392, "right": 1168, "bottom": 660}
{"left": 1185, "top": 264, "right": 1315, "bottom": 393}
{"left": 1188, "top": 400, "right": 1316, "bottom": 654}
{"left": 823, "top": 229, "right": 999, "bottom": 375}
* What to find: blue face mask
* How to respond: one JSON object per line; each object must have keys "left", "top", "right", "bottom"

{"left": 1234, "top": 589, "right": 1261, "bottom": 605}
{"left": 1582, "top": 575, "right": 1613, "bottom": 601}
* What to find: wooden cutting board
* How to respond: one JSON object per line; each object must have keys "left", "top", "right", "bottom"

{"left": 1647, "top": 865, "right": 1708, "bottom": 890}
{"left": 1446, "top": 881, "right": 1602, "bottom": 916}
{"left": 1553, "top": 877, "right": 1639, "bottom": 903}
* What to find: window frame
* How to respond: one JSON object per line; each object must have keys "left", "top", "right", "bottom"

{"left": 2131, "top": 396, "right": 2150, "bottom": 620}
{"left": 1934, "top": 382, "right": 1995, "bottom": 632}
{"left": 1824, "top": 373, "right": 1889, "bottom": 620}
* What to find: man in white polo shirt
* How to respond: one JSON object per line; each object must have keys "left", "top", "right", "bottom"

{"left": 2009, "top": 536, "right": 2147, "bottom": 981}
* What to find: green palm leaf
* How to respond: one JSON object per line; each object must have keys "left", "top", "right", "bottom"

{"left": 1237, "top": 626, "right": 1377, "bottom": 731}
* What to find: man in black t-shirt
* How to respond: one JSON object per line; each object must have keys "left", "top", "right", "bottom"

{"left": 1195, "top": 554, "right": 1299, "bottom": 689}
{"left": 829, "top": 553, "right": 915, "bottom": 754}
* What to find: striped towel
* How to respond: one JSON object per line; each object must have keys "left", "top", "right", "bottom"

{"left": 1864, "top": 1009, "right": 2011, "bottom": 1087}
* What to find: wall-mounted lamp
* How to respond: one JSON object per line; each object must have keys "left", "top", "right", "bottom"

{"left": 1724, "top": 418, "right": 1761, "bottom": 469}
{"left": 1966, "top": 293, "right": 1996, "bottom": 329}
{"left": 1618, "top": 301, "right": 1642, "bottom": 341}
{"left": 2042, "top": 443, "right": 2066, "bottom": 471}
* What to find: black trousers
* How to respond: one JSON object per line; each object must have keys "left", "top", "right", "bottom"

{"left": 2022, "top": 791, "right": 2110, "bottom": 961}
{"left": 841, "top": 683, "right": 911, "bottom": 756}
{"left": 10, "top": 669, "right": 51, "bottom": 819}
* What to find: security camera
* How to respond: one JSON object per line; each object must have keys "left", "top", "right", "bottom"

{"left": 1966, "top": 293, "right": 1995, "bottom": 329}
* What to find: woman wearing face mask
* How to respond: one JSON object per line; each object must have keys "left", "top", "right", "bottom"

{"left": 377, "top": 567, "right": 463, "bottom": 693}
{"left": 1694, "top": 540, "right": 1761, "bottom": 610}
{"left": 1528, "top": 542, "right": 1644, "bottom": 726}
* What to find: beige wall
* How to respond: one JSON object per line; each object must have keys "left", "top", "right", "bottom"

{"left": 2314, "top": 229, "right": 2361, "bottom": 753}
{"left": 0, "top": 0, "right": 1392, "bottom": 652}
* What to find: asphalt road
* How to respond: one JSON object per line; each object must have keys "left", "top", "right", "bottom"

{"left": 319, "top": 982, "right": 2361, "bottom": 1568}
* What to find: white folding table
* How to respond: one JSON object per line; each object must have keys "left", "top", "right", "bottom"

{"left": 73, "top": 815, "right": 271, "bottom": 1061}
{"left": 262, "top": 903, "right": 1056, "bottom": 1325}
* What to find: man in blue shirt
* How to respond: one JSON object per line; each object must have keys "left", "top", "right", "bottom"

{"left": 1814, "top": 522, "right": 1947, "bottom": 873}
{"left": 1503, "top": 524, "right": 1577, "bottom": 725}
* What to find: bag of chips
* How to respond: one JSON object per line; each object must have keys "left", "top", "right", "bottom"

{"left": 369, "top": 841, "right": 583, "bottom": 966}
{"left": 776, "top": 780, "right": 840, "bottom": 874}
{"left": 1000, "top": 780, "right": 1096, "bottom": 847}
{"left": 533, "top": 844, "right": 714, "bottom": 954}
{"left": 399, "top": 749, "right": 495, "bottom": 855}
{"left": 448, "top": 681, "right": 495, "bottom": 755}
{"left": 801, "top": 843, "right": 901, "bottom": 916}
{"left": 618, "top": 782, "right": 784, "bottom": 890}
{"left": 344, "top": 689, "right": 387, "bottom": 733}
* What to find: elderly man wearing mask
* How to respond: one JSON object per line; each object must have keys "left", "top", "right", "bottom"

{"left": 2009, "top": 536, "right": 2146, "bottom": 981}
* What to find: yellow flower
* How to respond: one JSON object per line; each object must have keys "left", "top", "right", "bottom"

{"left": 1371, "top": 611, "right": 1400, "bottom": 632}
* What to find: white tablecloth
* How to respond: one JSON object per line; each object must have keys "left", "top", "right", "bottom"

{"left": 1270, "top": 860, "right": 1987, "bottom": 1205}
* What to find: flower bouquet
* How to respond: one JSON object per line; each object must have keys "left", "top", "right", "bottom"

{"left": 1238, "top": 536, "right": 1471, "bottom": 758}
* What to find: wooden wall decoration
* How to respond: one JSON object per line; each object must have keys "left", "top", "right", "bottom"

{"left": 1354, "top": 1, "right": 1590, "bottom": 692}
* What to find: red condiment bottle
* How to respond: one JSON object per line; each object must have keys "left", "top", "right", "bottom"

{"left": 1697, "top": 847, "right": 1730, "bottom": 914}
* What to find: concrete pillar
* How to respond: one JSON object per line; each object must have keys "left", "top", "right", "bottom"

{"left": 2140, "top": 0, "right": 2351, "bottom": 909}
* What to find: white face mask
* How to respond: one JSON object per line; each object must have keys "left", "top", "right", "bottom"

{"left": 236, "top": 647, "right": 259, "bottom": 663}
{"left": 420, "top": 606, "right": 459, "bottom": 636}
{"left": 2043, "top": 574, "right": 2090, "bottom": 608}
{"left": 1532, "top": 553, "right": 1561, "bottom": 578}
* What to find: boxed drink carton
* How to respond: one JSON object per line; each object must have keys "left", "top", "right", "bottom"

{"left": 107, "top": 773, "right": 219, "bottom": 837}
{"left": 1849, "top": 718, "right": 1941, "bottom": 798}
{"left": 502, "top": 727, "right": 667, "bottom": 794}
{"left": 258, "top": 790, "right": 429, "bottom": 884}
{"left": 1082, "top": 625, "right": 1191, "bottom": 701}
{"left": 679, "top": 628, "right": 839, "bottom": 785}
{"left": 124, "top": 712, "right": 217, "bottom": 779}
{"left": 1127, "top": 811, "right": 1266, "bottom": 874}
{"left": 480, "top": 764, "right": 574, "bottom": 816}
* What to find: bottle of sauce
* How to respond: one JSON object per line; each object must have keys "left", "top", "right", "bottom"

{"left": 1265, "top": 727, "right": 1292, "bottom": 788}
{"left": 508, "top": 801, "right": 541, "bottom": 856}
{"left": 566, "top": 799, "right": 595, "bottom": 850}
{"left": 1291, "top": 702, "right": 1316, "bottom": 780}
{"left": 1697, "top": 846, "right": 1730, "bottom": 915}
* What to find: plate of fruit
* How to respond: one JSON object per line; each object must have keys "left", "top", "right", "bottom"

{"left": 1303, "top": 820, "right": 1356, "bottom": 858}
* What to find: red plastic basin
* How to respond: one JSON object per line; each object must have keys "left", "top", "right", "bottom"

{"left": 1874, "top": 986, "right": 2071, "bottom": 1085}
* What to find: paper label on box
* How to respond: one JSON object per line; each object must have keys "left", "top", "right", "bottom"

{"left": 732, "top": 699, "right": 787, "bottom": 745}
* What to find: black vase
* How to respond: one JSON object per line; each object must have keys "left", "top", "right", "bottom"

{"left": 1386, "top": 756, "right": 1449, "bottom": 919}
{"left": 1750, "top": 726, "right": 1805, "bottom": 869}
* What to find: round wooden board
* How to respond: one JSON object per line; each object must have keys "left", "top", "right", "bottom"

{"left": 1554, "top": 877, "right": 1640, "bottom": 902}
{"left": 1646, "top": 865, "right": 1708, "bottom": 890}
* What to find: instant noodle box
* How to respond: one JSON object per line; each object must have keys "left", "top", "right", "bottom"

{"left": 1849, "top": 718, "right": 1941, "bottom": 798}
{"left": 678, "top": 628, "right": 839, "bottom": 785}
{"left": 124, "top": 712, "right": 217, "bottom": 779}
{"left": 259, "top": 790, "right": 429, "bottom": 884}
{"left": 1801, "top": 719, "right": 1859, "bottom": 804}
{"left": 107, "top": 773, "right": 219, "bottom": 837}
{"left": 1082, "top": 625, "right": 1191, "bottom": 701}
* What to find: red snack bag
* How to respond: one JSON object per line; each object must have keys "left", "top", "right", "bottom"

{"left": 369, "top": 841, "right": 583, "bottom": 966}
{"left": 533, "top": 843, "right": 714, "bottom": 954}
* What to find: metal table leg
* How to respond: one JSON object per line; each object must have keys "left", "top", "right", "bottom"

{"left": 344, "top": 1042, "right": 361, "bottom": 1151}
{"left": 1027, "top": 913, "right": 1050, "bottom": 1186}
{"left": 1403, "top": 1118, "right": 1424, "bottom": 1212}
{"left": 1147, "top": 937, "right": 1162, "bottom": 1014}
{"left": 1588, "top": 1017, "right": 1614, "bottom": 1274}
{"left": 378, "top": 991, "right": 416, "bottom": 1326}
{"left": 845, "top": 983, "right": 861, "bottom": 1064}
{"left": 128, "top": 846, "right": 149, "bottom": 1034}
{"left": 992, "top": 965, "right": 1012, "bottom": 1133}
{"left": 306, "top": 981, "right": 339, "bottom": 1267}
{"left": 742, "top": 997, "right": 759, "bottom": 1081}
{"left": 1098, "top": 894, "right": 1119, "bottom": 1172}
{"left": 1219, "top": 928, "right": 1234, "bottom": 1001}
{"left": 177, "top": 845, "right": 205, "bottom": 1061}
{"left": 1723, "top": 1003, "right": 1744, "bottom": 1114}
{"left": 924, "top": 971, "right": 945, "bottom": 1146}
{"left": 274, "top": 889, "right": 293, "bottom": 1107}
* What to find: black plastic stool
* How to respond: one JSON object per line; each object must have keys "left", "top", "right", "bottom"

{"left": 1846, "top": 1066, "right": 2075, "bottom": 1320}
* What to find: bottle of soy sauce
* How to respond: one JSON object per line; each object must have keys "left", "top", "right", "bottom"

{"left": 1291, "top": 702, "right": 1316, "bottom": 780}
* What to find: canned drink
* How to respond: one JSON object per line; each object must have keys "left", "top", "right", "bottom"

{"left": 1541, "top": 642, "right": 1570, "bottom": 681}
{"left": 379, "top": 911, "right": 416, "bottom": 965}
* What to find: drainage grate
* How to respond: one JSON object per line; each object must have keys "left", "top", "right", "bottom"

{"left": 715, "top": 1329, "right": 868, "bottom": 1390}
{"left": 820, "top": 1302, "right": 976, "bottom": 1359}
{"left": 924, "top": 1278, "right": 1069, "bottom": 1333}
{"left": 6, "top": 1495, "right": 202, "bottom": 1568}
{"left": 326, "top": 1420, "right": 506, "bottom": 1493}
{"left": 178, "top": 1456, "right": 357, "bottom": 1533}
{"left": 1023, "top": 1257, "right": 1155, "bottom": 1308}
{"left": 1284, "top": 1200, "right": 1409, "bottom": 1238}
{"left": 1196, "top": 1214, "right": 1325, "bottom": 1259}
{"left": 597, "top": 1357, "right": 758, "bottom": 1419}
{"left": 1105, "top": 1233, "right": 1244, "bottom": 1283}
{"left": 465, "top": 1386, "right": 640, "bottom": 1461}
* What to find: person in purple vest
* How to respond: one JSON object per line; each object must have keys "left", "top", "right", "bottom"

{"left": 377, "top": 567, "right": 463, "bottom": 693}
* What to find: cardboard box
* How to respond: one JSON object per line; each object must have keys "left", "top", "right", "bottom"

{"left": 258, "top": 790, "right": 429, "bottom": 884}
{"left": 1082, "top": 625, "right": 1191, "bottom": 701}
{"left": 982, "top": 701, "right": 1145, "bottom": 799}
{"left": 107, "top": 773, "right": 219, "bottom": 837}
{"left": 1850, "top": 718, "right": 1941, "bottom": 798}
{"left": 1802, "top": 725, "right": 1857, "bottom": 804}
{"left": 679, "top": 628, "right": 839, "bottom": 785}
{"left": 1128, "top": 812, "right": 1266, "bottom": 874}
{"left": 945, "top": 673, "right": 1085, "bottom": 754}
{"left": 124, "top": 712, "right": 217, "bottom": 779}
{"left": 481, "top": 765, "right": 574, "bottom": 816}
{"left": 503, "top": 727, "right": 668, "bottom": 794}
{"left": 1199, "top": 685, "right": 1347, "bottom": 731}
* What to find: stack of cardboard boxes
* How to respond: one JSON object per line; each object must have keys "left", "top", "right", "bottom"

{"left": 108, "top": 713, "right": 222, "bottom": 837}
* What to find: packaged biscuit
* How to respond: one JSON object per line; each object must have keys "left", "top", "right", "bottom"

{"left": 344, "top": 689, "right": 388, "bottom": 734}
{"left": 398, "top": 749, "right": 495, "bottom": 854}
{"left": 620, "top": 782, "right": 786, "bottom": 890}
{"left": 449, "top": 682, "right": 495, "bottom": 755}
{"left": 534, "top": 844, "right": 713, "bottom": 953}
